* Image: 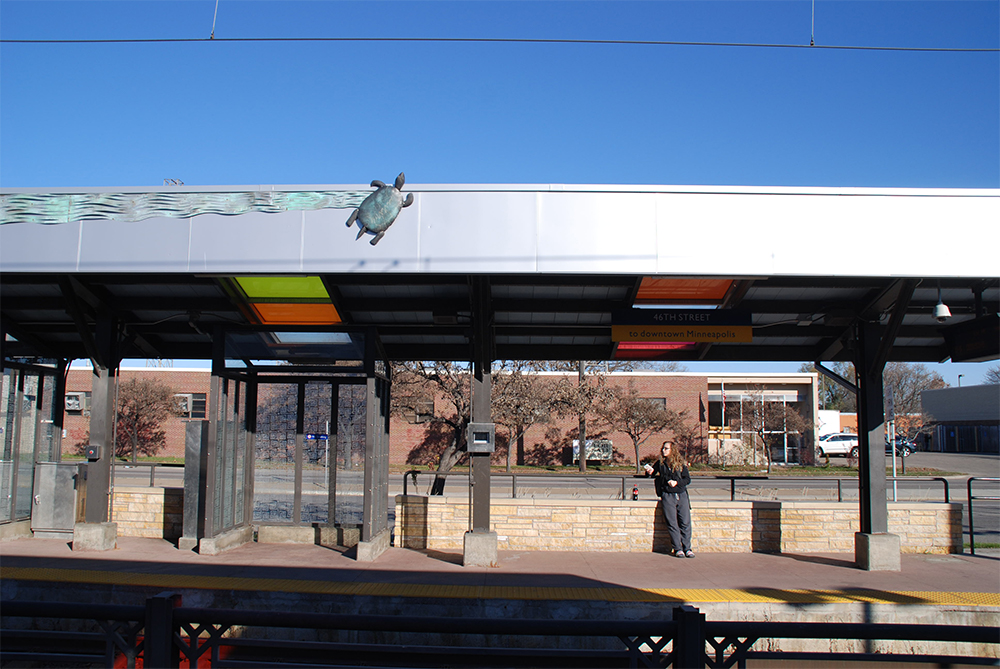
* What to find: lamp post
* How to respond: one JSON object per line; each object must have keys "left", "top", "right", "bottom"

{"left": 958, "top": 374, "right": 964, "bottom": 387}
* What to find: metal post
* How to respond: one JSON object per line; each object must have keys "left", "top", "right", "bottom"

{"left": 578, "top": 361, "right": 587, "bottom": 473}
{"left": 855, "top": 321, "right": 888, "bottom": 534}
{"left": 968, "top": 478, "right": 976, "bottom": 556}
{"left": 294, "top": 383, "right": 305, "bottom": 526}
{"left": 471, "top": 363, "right": 491, "bottom": 533}
{"left": 244, "top": 374, "right": 257, "bottom": 529}
{"left": 328, "top": 383, "right": 339, "bottom": 525}
{"left": 85, "top": 365, "right": 117, "bottom": 524}
{"left": 673, "top": 604, "right": 706, "bottom": 668}
{"left": 144, "top": 592, "right": 181, "bottom": 668}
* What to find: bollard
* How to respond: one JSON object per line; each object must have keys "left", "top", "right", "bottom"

{"left": 673, "top": 604, "right": 706, "bottom": 668}
{"left": 144, "top": 592, "right": 182, "bottom": 668}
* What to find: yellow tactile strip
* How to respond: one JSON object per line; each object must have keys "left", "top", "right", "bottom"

{"left": 2, "top": 566, "right": 998, "bottom": 608}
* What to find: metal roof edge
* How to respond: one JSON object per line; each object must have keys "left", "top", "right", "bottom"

{"left": 3, "top": 184, "right": 998, "bottom": 197}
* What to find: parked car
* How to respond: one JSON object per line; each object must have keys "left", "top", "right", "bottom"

{"left": 886, "top": 436, "right": 914, "bottom": 458}
{"left": 816, "top": 433, "right": 859, "bottom": 458}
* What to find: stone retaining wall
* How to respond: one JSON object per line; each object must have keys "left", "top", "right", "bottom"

{"left": 395, "top": 496, "right": 962, "bottom": 554}
{"left": 112, "top": 486, "right": 183, "bottom": 539}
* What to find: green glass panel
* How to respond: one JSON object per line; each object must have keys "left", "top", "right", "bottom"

{"left": 235, "top": 276, "right": 329, "bottom": 300}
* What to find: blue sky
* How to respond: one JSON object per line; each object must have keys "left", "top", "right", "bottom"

{"left": 3, "top": 0, "right": 998, "bottom": 384}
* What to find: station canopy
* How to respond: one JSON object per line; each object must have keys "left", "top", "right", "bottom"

{"left": 2, "top": 183, "right": 997, "bottom": 364}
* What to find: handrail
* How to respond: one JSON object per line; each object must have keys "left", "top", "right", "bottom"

{"left": 404, "top": 469, "right": 640, "bottom": 499}
{"left": 402, "top": 470, "right": 954, "bottom": 503}
{"left": 113, "top": 462, "right": 183, "bottom": 487}
{"left": 967, "top": 477, "right": 1000, "bottom": 556}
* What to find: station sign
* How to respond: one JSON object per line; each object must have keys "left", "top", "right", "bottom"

{"left": 611, "top": 309, "right": 753, "bottom": 343}
{"left": 304, "top": 433, "right": 329, "bottom": 440}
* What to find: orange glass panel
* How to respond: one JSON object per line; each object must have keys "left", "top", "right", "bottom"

{"left": 250, "top": 303, "right": 341, "bottom": 325}
{"left": 634, "top": 278, "right": 733, "bottom": 304}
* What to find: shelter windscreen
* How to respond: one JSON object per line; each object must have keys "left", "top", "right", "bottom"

{"left": 1, "top": 366, "right": 59, "bottom": 524}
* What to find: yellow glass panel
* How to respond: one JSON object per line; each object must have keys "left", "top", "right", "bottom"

{"left": 235, "top": 276, "right": 329, "bottom": 300}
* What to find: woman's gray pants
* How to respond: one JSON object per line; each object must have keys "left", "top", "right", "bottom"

{"left": 660, "top": 490, "right": 692, "bottom": 553}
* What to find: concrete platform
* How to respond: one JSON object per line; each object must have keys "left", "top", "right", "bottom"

{"left": 1, "top": 536, "right": 997, "bottom": 606}
{"left": 2, "top": 537, "right": 998, "bottom": 659}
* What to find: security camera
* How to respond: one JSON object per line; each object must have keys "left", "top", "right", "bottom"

{"left": 932, "top": 302, "right": 951, "bottom": 323}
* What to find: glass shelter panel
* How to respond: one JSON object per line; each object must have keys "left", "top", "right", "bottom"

{"left": 1, "top": 370, "right": 16, "bottom": 523}
{"left": 254, "top": 383, "right": 298, "bottom": 523}
{"left": 1, "top": 366, "right": 59, "bottom": 525}
{"left": 367, "top": 376, "right": 390, "bottom": 539}
{"left": 303, "top": 382, "right": 332, "bottom": 524}
{"left": 207, "top": 377, "right": 252, "bottom": 537}
{"left": 334, "top": 383, "right": 366, "bottom": 526}
{"left": 15, "top": 374, "right": 40, "bottom": 519}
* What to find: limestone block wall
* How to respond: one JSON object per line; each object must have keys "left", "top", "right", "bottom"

{"left": 395, "top": 496, "right": 962, "bottom": 554}
{"left": 112, "top": 486, "right": 183, "bottom": 539}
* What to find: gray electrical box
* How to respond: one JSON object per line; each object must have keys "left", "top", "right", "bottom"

{"left": 30, "top": 462, "right": 83, "bottom": 539}
{"left": 466, "top": 422, "right": 495, "bottom": 453}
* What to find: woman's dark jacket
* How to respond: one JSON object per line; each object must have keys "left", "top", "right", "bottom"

{"left": 649, "top": 460, "right": 691, "bottom": 496}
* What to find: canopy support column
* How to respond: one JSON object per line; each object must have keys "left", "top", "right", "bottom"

{"left": 854, "top": 320, "right": 900, "bottom": 571}
{"left": 74, "top": 316, "right": 120, "bottom": 551}
{"left": 464, "top": 277, "right": 497, "bottom": 567}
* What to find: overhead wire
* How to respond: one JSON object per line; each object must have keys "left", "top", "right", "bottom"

{"left": 0, "top": 36, "right": 996, "bottom": 52}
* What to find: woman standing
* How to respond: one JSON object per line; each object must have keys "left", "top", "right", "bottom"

{"left": 644, "top": 440, "right": 694, "bottom": 558}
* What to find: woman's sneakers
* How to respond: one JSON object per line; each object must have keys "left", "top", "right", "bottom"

{"left": 674, "top": 550, "right": 686, "bottom": 558}
{"left": 685, "top": 550, "right": 696, "bottom": 558}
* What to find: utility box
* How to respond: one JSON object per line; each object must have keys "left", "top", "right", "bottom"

{"left": 466, "top": 423, "right": 495, "bottom": 454}
{"left": 30, "top": 462, "right": 84, "bottom": 539}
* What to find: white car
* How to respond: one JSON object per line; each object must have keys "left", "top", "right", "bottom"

{"left": 817, "top": 433, "right": 860, "bottom": 458}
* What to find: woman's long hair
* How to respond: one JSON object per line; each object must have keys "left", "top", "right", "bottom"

{"left": 660, "top": 440, "right": 687, "bottom": 470}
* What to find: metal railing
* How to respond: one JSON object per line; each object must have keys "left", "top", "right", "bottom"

{"left": 967, "top": 477, "right": 1000, "bottom": 556}
{"left": 2, "top": 595, "right": 995, "bottom": 668}
{"left": 112, "top": 462, "right": 183, "bottom": 487}
{"left": 403, "top": 470, "right": 953, "bottom": 503}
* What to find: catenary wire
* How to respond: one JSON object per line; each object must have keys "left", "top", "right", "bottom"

{"left": 0, "top": 36, "right": 996, "bottom": 52}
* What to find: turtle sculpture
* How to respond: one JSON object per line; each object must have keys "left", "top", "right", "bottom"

{"left": 345, "top": 172, "right": 414, "bottom": 245}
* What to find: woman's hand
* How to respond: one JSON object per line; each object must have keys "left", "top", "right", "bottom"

{"left": 668, "top": 479, "right": 677, "bottom": 487}
{"left": 643, "top": 463, "right": 654, "bottom": 474}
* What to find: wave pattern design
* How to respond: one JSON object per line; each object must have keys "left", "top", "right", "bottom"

{"left": 0, "top": 191, "right": 369, "bottom": 225}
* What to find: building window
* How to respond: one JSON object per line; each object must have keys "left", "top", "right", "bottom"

{"left": 403, "top": 398, "right": 435, "bottom": 424}
{"left": 65, "top": 391, "right": 91, "bottom": 416}
{"left": 645, "top": 398, "right": 666, "bottom": 409}
{"left": 175, "top": 393, "right": 207, "bottom": 419}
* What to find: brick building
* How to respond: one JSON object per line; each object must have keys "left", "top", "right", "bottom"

{"left": 63, "top": 367, "right": 817, "bottom": 466}
{"left": 64, "top": 366, "right": 211, "bottom": 460}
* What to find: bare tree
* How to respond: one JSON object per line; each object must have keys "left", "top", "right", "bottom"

{"left": 74, "top": 377, "right": 179, "bottom": 461}
{"left": 804, "top": 361, "right": 947, "bottom": 438}
{"left": 491, "top": 361, "right": 555, "bottom": 472}
{"left": 801, "top": 362, "right": 857, "bottom": 412}
{"left": 548, "top": 363, "right": 618, "bottom": 471}
{"left": 596, "top": 384, "right": 690, "bottom": 474}
{"left": 985, "top": 365, "right": 1000, "bottom": 386}
{"left": 391, "top": 361, "right": 472, "bottom": 495}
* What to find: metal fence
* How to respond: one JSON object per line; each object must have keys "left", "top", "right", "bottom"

{"left": 2, "top": 594, "right": 995, "bottom": 668}
{"left": 402, "top": 470, "right": 955, "bottom": 503}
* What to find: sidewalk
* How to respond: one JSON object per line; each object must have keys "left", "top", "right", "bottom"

{"left": 2, "top": 536, "right": 997, "bottom": 608}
